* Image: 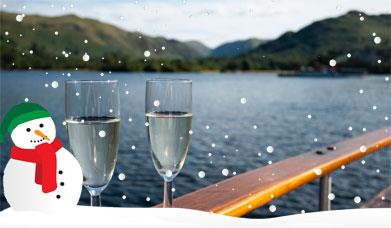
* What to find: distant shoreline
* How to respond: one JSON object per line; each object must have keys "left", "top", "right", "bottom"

{"left": 1, "top": 69, "right": 389, "bottom": 77}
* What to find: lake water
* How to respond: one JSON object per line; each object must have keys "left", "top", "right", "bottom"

{"left": 0, "top": 71, "right": 390, "bottom": 218}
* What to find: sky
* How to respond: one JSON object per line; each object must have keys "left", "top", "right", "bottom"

{"left": 1, "top": 0, "right": 389, "bottom": 48}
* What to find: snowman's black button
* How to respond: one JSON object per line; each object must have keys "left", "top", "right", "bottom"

{"left": 60, "top": 182, "right": 65, "bottom": 186}
{"left": 56, "top": 195, "right": 61, "bottom": 199}
{"left": 58, "top": 170, "right": 63, "bottom": 175}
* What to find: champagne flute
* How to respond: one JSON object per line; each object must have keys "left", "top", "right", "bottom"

{"left": 65, "top": 80, "right": 120, "bottom": 206}
{"left": 145, "top": 79, "right": 192, "bottom": 208}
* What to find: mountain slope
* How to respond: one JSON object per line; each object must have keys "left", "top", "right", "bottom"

{"left": 245, "top": 11, "right": 390, "bottom": 70}
{"left": 0, "top": 12, "right": 208, "bottom": 67}
{"left": 210, "top": 38, "right": 266, "bottom": 58}
{"left": 184, "top": 41, "right": 211, "bottom": 57}
{"left": 1, "top": 11, "right": 389, "bottom": 73}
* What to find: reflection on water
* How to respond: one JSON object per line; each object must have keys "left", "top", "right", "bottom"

{"left": 1, "top": 71, "right": 390, "bottom": 217}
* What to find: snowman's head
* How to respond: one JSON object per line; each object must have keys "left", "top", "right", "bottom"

{"left": 1, "top": 103, "right": 54, "bottom": 146}
{"left": 11, "top": 117, "right": 56, "bottom": 149}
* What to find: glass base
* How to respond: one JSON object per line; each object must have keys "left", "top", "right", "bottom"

{"left": 85, "top": 184, "right": 107, "bottom": 207}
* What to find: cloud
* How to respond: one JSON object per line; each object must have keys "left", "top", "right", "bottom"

{"left": 2, "top": 0, "right": 389, "bottom": 47}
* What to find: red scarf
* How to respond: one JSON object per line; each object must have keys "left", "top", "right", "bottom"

{"left": 11, "top": 138, "right": 62, "bottom": 193}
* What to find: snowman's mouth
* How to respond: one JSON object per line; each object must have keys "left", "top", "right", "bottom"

{"left": 30, "top": 138, "right": 46, "bottom": 144}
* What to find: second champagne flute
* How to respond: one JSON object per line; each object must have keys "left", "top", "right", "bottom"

{"left": 145, "top": 79, "right": 192, "bottom": 208}
{"left": 65, "top": 80, "right": 120, "bottom": 206}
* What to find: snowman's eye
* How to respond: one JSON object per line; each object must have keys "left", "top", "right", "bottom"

{"left": 39, "top": 123, "right": 44, "bottom": 128}
{"left": 26, "top": 128, "right": 31, "bottom": 132}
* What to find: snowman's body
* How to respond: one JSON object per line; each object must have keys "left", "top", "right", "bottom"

{"left": 2, "top": 116, "right": 83, "bottom": 211}
{"left": 3, "top": 148, "right": 83, "bottom": 211}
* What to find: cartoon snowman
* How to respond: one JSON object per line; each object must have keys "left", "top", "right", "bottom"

{"left": 0, "top": 103, "right": 83, "bottom": 211}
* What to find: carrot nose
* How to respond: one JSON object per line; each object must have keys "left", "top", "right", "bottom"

{"left": 34, "top": 130, "right": 50, "bottom": 141}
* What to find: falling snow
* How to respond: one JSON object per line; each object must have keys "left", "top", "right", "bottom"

{"left": 118, "top": 173, "right": 126, "bottom": 181}
{"left": 240, "top": 97, "right": 247, "bottom": 104}
{"left": 313, "top": 168, "right": 322, "bottom": 176}
{"left": 98, "top": 130, "right": 106, "bottom": 138}
{"left": 328, "top": 193, "right": 335, "bottom": 200}
{"left": 51, "top": 81, "right": 59, "bottom": 88}
{"left": 269, "top": 205, "right": 277, "bottom": 212}
{"left": 82, "top": 53, "right": 90, "bottom": 62}
{"left": 198, "top": 171, "right": 206, "bottom": 178}
{"left": 374, "top": 37, "right": 381, "bottom": 44}
{"left": 359, "top": 145, "right": 367, "bottom": 153}
{"left": 266, "top": 146, "right": 274, "bottom": 153}
{"left": 222, "top": 168, "right": 229, "bottom": 176}
{"left": 16, "top": 14, "right": 25, "bottom": 22}
{"left": 354, "top": 196, "right": 361, "bottom": 204}
{"left": 329, "top": 59, "right": 336, "bottom": 67}
{"left": 144, "top": 50, "right": 151, "bottom": 57}
{"left": 165, "top": 170, "right": 173, "bottom": 177}
{"left": 153, "top": 100, "right": 160, "bottom": 107}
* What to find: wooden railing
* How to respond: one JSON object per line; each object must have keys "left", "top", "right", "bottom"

{"left": 154, "top": 126, "right": 391, "bottom": 216}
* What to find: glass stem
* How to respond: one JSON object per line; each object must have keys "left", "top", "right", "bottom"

{"left": 91, "top": 194, "right": 101, "bottom": 207}
{"left": 163, "top": 180, "right": 173, "bottom": 208}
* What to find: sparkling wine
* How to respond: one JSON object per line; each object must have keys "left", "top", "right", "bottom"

{"left": 146, "top": 111, "right": 192, "bottom": 180}
{"left": 66, "top": 117, "right": 120, "bottom": 189}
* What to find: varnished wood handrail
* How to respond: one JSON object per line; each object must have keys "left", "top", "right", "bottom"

{"left": 154, "top": 126, "right": 391, "bottom": 216}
